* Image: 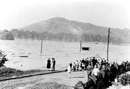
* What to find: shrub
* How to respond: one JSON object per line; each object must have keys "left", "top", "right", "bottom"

{"left": 0, "top": 31, "right": 14, "bottom": 40}
{"left": 119, "top": 73, "right": 130, "bottom": 86}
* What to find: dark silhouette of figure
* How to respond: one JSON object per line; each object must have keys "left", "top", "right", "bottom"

{"left": 92, "top": 57, "right": 97, "bottom": 68}
{"left": 52, "top": 58, "right": 56, "bottom": 71}
{"left": 47, "top": 58, "right": 51, "bottom": 70}
{"left": 70, "top": 62, "right": 72, "bottom": 69}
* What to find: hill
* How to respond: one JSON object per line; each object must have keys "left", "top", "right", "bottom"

{"left": 10, "top": 17, "right": 130, "bottom": 44}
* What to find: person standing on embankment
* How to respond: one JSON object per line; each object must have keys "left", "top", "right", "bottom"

{"left": 51, "top": 58, "right": 56, "bottom": 71}
{"left": 67, "top": 63, "right": 72, "bottom": 78}
{"left": 47, "top": 58, "right": 51, "bottom": 70}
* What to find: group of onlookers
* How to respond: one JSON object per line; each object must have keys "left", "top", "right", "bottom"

{"left": 73, "top": 57, "right": 130, "bottom": 89}
{"left": 46, "top": 58, "right": 56, "bottom": 71}
{"left": 67, "top": 57, "right": 109, "bottom": 78}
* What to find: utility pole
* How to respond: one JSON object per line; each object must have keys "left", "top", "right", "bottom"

{"left": 80, "top": 40, "right": 82, "bottom": 51}
{"left": 40, "top": 39, "right": 43, "bottom": 54}
{"left": 107, "top": 28, "right": 110, "bottom": 61}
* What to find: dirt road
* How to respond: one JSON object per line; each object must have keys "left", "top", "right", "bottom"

{"left": 0, "top": 71, "right": 88, "bottom": 89}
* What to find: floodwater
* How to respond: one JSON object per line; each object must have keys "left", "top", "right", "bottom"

{"left": 0, "top": 40, "right": 130, "bottom": 70}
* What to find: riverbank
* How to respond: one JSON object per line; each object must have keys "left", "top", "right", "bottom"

{"left": 0, "top": 66, "right": 65, "bottom": 81}
{"left": 0, "top": 71, "right": 88, "bottom": 89}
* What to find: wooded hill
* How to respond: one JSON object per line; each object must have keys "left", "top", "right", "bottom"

{"left": 0, "top": 17, "right": 130, "bottom": 44}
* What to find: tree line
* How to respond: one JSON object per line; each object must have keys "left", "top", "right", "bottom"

{"left": 0, "top": 29, "right": 128, "bottom": 44}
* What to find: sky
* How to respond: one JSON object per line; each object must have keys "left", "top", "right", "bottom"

{"left": 0, "top": 0, "right": 130, "bottom": 30}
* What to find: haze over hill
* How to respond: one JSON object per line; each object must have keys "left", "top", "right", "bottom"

{"left": 20, "top": 17, "right": 129, "bottom": 35}
{"left": 19, "top": 17, "right": 130, "bottom": 44}
{"left": 0, "top": 17, "right": 129, "bottom": 44}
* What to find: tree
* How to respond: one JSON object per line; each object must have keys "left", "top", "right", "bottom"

{"left": 1, "top": 31, "right": 14, "bottom": 40}
{"left": 10, "top": 29, "right": 19, "bottom": 39}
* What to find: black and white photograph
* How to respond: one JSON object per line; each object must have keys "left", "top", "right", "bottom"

{"left": 0, "top": 0, "right": 130, "bottom": 89}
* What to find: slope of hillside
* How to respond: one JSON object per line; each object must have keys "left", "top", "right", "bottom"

{"left": 18, "top": 17, "right": 130, "bottom": 44}
{"left": 20, "top": 17, "right": 129, "bottom": 35}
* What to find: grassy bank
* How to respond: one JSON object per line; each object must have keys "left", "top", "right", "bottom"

{"left": 0, "top": 66, "right": 65, "bottom": 81}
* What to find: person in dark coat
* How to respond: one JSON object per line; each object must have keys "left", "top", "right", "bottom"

{"left": 92, "top": 57, "right": 97, "bottom": 68}
{"left": 47, "top": 58, "right": 51, "bottom": 70}
{"left": 96, "top": 72, "right": 105, "bottom": 89}
{"left": 51, "top": 58, "right": 56, "bottom": 71}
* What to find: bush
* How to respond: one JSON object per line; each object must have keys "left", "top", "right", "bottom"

{"left": 0, "top": 31, "right": 14, "bottom": 40}
{"left": 119, "top": 73, "right": 130, "bottom": 86}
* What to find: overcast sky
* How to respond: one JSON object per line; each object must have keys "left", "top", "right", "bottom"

{"left": 0, "top": 0, "right": 130, "bottom": 30}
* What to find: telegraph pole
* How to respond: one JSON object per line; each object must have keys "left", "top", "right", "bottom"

{"left": 80, "top": 40, "right": 82, "bottom": 51}
{"left": 40, "top": 39, "right": 43, "bottom": 54}
{"left": 107, "top": 28, "right": 110, "bottom": 61}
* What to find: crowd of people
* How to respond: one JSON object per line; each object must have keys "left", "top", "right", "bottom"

{"left": 46, "top": 58, "right": 56, "bottom": 71}
{"left": 72, "top": 57, "right": 130, "bottom": 89}
{"left": 67, "top": 57, "right": 111, "bottom": 78}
